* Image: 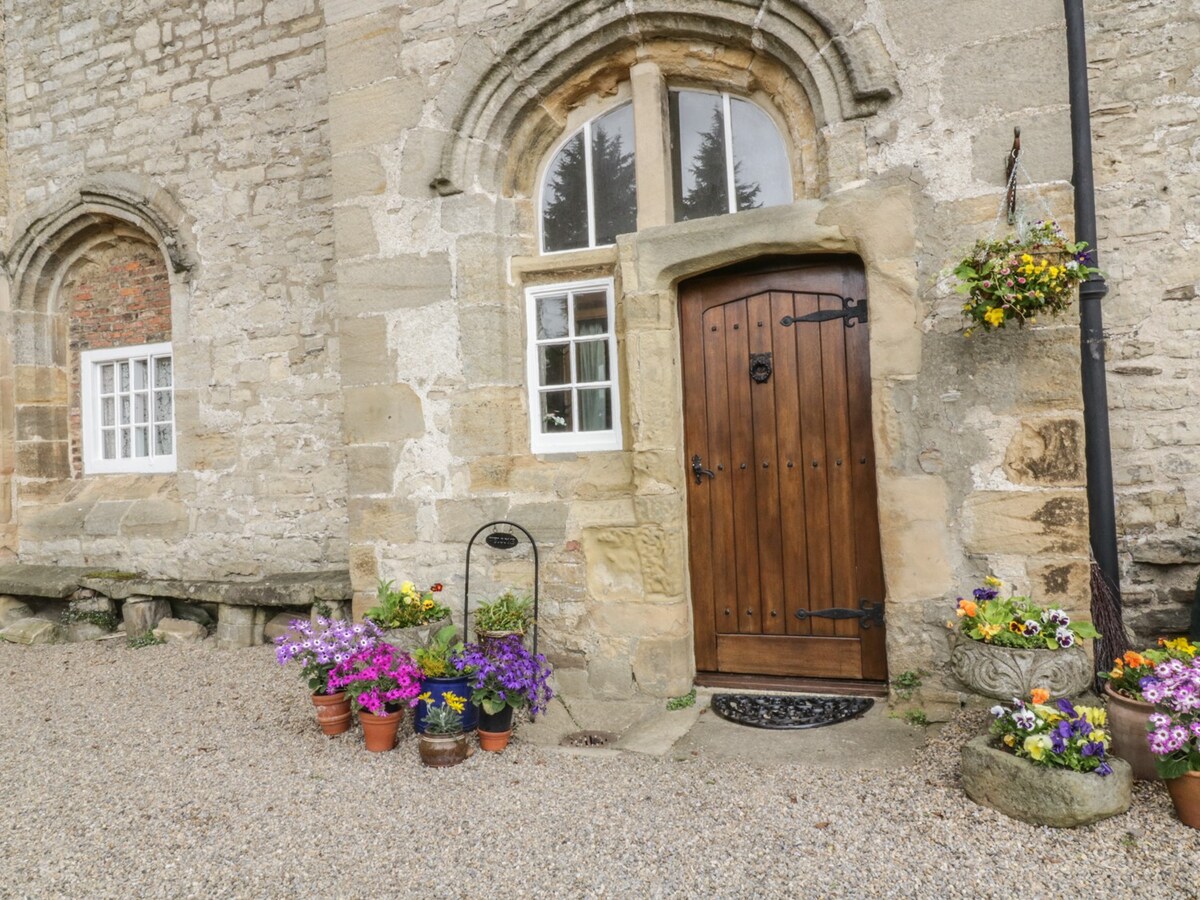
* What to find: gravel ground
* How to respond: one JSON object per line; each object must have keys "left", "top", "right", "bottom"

{"left": 2, "top": 641, "right": 1198, "bottom": 899}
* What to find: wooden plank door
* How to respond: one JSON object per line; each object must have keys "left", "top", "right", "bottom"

{"left": 680, "top": 259, "right": 887, "bottom": 681}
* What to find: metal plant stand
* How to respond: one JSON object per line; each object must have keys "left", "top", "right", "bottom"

{"left": 463, "top": 520, "right": 539, "bottom": 654}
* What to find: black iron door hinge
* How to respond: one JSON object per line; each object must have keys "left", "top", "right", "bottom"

{"left": 794, "top": 598, "right": 884, "bottom": 629}
{"left": 780, "top": 296, "right": 867, "bottom": 328}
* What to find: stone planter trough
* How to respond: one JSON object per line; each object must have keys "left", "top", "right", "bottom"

{"left": 949, "top": 633, "right": 1092, "bottom": 700}
{"left": 960, "top": 735, "right": 1131, "bottom": 827}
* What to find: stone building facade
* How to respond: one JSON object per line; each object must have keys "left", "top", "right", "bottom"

{"left": 0, "top": 0, "right": 1195, "bottom": 705}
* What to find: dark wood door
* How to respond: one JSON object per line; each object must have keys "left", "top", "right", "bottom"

{"left": 680, "top": 259, "right": 887, "bottom": 681}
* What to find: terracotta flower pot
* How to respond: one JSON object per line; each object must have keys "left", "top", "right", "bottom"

{"left": 358, "top": 708, "right": 404, "bottom": 752}
{"left": 1103, "top": 683, "right": 1159, "bottom": 781}
{"left": 311, "top": 691, "right": 352, "bottom": 737}
{"left": 477, "top": 705, "right": 515, "bottom": 752}
{"left": 1166, "top": 771, "right": 1200, "bottom": 829}
{"left": 418, "top": 732, "right": 469, "bottom": 767}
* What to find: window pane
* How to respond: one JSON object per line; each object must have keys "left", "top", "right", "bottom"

{"left": 538, "top": 344, "right": 571, "bottom": 387}
{"left": 101, "top": 397, "right": 115, "bottom": 427}
{"left": 576, "top": 340, "right": 609, "bottom": 383}
{"left": 120, "top": 396, "right": 131, "bottom": 425}
{"left": 155, "top": 424, "right": 173, "bottom": 456}
{"left": 730, "top": 98, "right": 791, "bottom": 211}
{"left": 102, "top": 430, "right": 116, "bottom": 459}
{"left": 100, "top": 364, "right": 114, "bottom": 394}
{"left": 577, "top": 388, "right": 612, "bottom": 432}
{"left": 573, "top": 291, "right": 608, "bottom": 336}
{"left": 671, "top": 90, "right": 729, "bottom": 222}
{"left": 591, "top": 103, "right": 637, "bottom": 246}
{"left": 135, "top": 394, "right": 149, "bottom": 424}
{"left": 539, "top": 390, "right": 573, "bottom": 434}
{"left": 119, "top": 362, "right": 130, "bottom": 392}
{"left": 135, "top": 426, "right": 150, "bottom": 458}
{"left": 120, "top": 428, "right": 131, "bottom": 459}
{"left": 134, "top": 359, "right": 148, "bottom": 390}
{"left": 535, "top": 295, "right": 569, "bottom": 340}
{"left": 541, "top": 132, "right": 589, "bottom": 252}
{"left": 154, "top": 391, "right": 173, "bottom": 423}
{"left": 154, "top": 357, "right": 172, "bottom": 388}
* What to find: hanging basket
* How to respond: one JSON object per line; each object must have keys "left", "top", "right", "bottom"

{"left": 954, "top": 220, "right": 1099, "bottom": 335}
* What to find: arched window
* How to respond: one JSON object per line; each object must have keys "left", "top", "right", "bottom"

{"left": 540, "top": 102, "right": 638, "bottom": 253}
{"left": 670, "top": 89, "right": 792, "bottom": 221}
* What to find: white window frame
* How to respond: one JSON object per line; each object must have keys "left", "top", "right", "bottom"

{"left": 538, "top": 101, "right": 634, "bottom": 255}
{"left": 525, "top": 278, "right": 622, "bottom": 453}
{"left": 80, "top": 342, "right": 176, "bottom": 474}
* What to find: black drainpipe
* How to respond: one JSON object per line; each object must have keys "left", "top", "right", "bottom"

{"left": 1064, "top": 0, "right": 1127, "bottom": 668}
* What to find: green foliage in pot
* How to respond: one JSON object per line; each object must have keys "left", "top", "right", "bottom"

{"left": 474, "top": 590, "right": 533, "bottom": 634}
{"left": 366, "top": 578, "right": 450, "bottom": 630}
{"left": 418, "top": 690, "right": 466, "bottom": 735}
{"left": 413, "top": 624, "right": 466, "bottom": 678}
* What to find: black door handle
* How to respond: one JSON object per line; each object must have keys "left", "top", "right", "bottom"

{"left": 691, "top": 454, "right": 716, "bottom": 485}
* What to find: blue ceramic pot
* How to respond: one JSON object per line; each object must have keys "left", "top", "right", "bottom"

{"left": 414, "top": 675, "right": 477, "bottom": 733}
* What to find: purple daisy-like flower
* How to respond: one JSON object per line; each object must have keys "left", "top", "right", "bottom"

{"left": 1149, "top": 712, "right": 1173, "bottom": 729}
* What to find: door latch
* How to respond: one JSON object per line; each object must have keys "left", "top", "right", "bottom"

{"left": 691, "top": 454, "right": 715, "bottom": 485}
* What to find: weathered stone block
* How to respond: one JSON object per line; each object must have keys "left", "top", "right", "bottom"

{"left": 154, "top": 617, "right": 208, "bottom": 644}
{"left": 1, "top": 617, "right": 62, "bottom": 645}
{"left": 1004, "top": 418, "right": 1085, "bottom": 486}
{"left": 632, "top": 635, "right": 692, "bottom": 697}
{"left": 331, "top": 151, "right": 387, "bottom": 200}
{"left": 66, "top": 621, "right": 111, "bottom": 642}
{"left": 122, "top": 596, "right": 171, "bottom": 637}
{"left": 963, "top": 491, "right": 1089, "bottom": 556}
{"left": 343, "top": 384, "right": 423, "bottom": 444}
{"left": 15, "top": 405, "right": 67, "bottom": 442}
{"left": 14, "top": 367, "right": 67, "bottom": 404}
{"left": 339, "top": 315, "right": 392, "bottom": 386}
{"left": 328, "top": 77, "right": 422, "bottom": 154}
{"left": 337, "top": 254, "right": 451, "bottom": 314}
{"left": 169, "top": 600, "right": 214, "bottom": 628}
{"left": 877, "top": 475, "right": 953, "bottom": 599}
{"left": 0, "top": 596, "right": 33, "bottom": 627}
{"left": 120, "top": 499, "right": 187, "bottom": 539}
{"left": 16, "top": 440, "right": 69, "bottom": 478}
{"left": 216, "top": 604, "right": 262, "bottom": 649}
{"left": 348, "top": 497, "right": 418, "bottom": 542}
{"left": 333, "top": 206, "right": 379, "bottom": 258}
{"left": 961, "top": 735, "right": 1131, "bottom": 827}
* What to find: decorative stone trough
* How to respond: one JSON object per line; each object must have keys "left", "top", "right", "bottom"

{"left": 949, "top": 634, "right": 1093, "bottom": 700}
{"left": 960, "top": 735, "right": 1132, "bottom": 827}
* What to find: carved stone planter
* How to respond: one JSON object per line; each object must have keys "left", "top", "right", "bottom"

{"left": 949, "top": 634, "right": 1092, "bottom": 700}
{"left": 961, "top": 735, "right": 1131, "bottom": 827}
{"left": 378, "top": 621, "right": 447, "bottom": 654}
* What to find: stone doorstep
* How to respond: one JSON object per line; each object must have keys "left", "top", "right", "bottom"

{"left": 0, "top": 563, "right": 351, "bottom": 606}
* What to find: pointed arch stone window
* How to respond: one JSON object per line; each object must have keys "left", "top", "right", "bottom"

{"left": 537, "top": 75, "right": 794, "bottom": 255}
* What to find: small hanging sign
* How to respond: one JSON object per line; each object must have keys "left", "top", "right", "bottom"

{"left": 485, "top": 532, "right": 519, "bottom": 550}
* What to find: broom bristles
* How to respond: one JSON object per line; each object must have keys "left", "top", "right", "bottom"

{"left": 1090, "top": 559, "right": 1128, "bottom": 684}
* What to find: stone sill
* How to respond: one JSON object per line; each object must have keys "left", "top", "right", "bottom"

{"left": 0, "top": 564, "right": 350, "bottom": 607}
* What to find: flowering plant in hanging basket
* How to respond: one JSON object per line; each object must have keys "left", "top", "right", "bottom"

{"left": 953, "top": 220, "right": 1100, "bottom": 335}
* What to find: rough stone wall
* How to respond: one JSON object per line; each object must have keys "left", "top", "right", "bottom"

{"left": 1, "top": 0, "right": 346, "bottom": 579}
{"left": 320, "top": 0, "right": 1094, "bottom": 704}
{"left": 64, "top": 237, "right": 173, "bottom": 477}
{"left": 1086, "top": 1, "right": 1200, "bottom": 640}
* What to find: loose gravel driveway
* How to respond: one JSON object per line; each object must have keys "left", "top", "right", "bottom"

{"left": 1, "top": 641, "right": 1197, "bottom": 898}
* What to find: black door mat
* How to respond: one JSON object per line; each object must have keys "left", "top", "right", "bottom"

{"left": 710, "top": 693, "right": 874, "bottom": 730}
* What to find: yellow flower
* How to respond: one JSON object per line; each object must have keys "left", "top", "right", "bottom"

{"left": 400, "top": 581, "right": 416, "bottom": 594}
{"left": 1078, "top": 706, "right": 1107, "bottom": 728}
{"left": 1024, "top": 734, "right": 1052, "bottom": 761}
{"left": 1039, "top": 258, "right": 1049, "bottom": 268}
{"left": 422, "top": 599, "right": 434, "bottom": 610}
{"left": 983, "top": 576, "right": 1002, "bottom": 588}
{"left": 1003, "top": 733, "right": 1015, "bottom": 747}
{"left": 979, "top": 623, "right": 1002, "bottom": 640}
{"left": 1020, "top": 253, "right": 1033, "bottom": 264}
{"left": 442, "top": 691, "right": 466, "bottom": 713}
{"left": 1161, "top": 637, "right": 1198, "bottom": 657}
{"left": 1048, "top": 266, "right": 1059, "bottom": 278}
{"left": 417, "top": 692, "right": 433, "bottom": 704}
{"left": 984, "top": 307, "right": 1006, "bottom": 327}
